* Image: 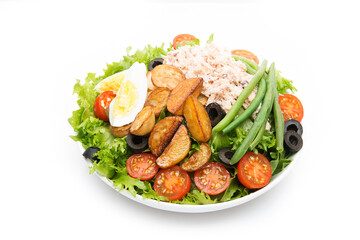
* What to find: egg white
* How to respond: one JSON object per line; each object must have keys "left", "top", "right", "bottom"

{"left": 108, "top": 62, "right": 148, "bottom": 127}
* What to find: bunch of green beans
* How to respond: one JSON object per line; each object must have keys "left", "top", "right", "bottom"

{"left": 231, "top": 57, "right": 285, "bottom": 157}
{"left": 230, "top": 63, "right": 276, "bottom": 165}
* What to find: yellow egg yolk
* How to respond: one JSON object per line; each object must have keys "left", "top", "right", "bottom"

{"left": 97, "top": 72, "right": 126, "bottom": 93}
{"left": 112, "top": 80, "right": 138, "bottom": 117}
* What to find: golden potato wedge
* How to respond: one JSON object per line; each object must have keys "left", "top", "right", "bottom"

{"left": 181, "top": 143, "right": 211, "bottom": 172}
{"left": 151, "top": 64, "right": 185, "bottom": 90}
{"left": 183, "top": 95, "right": 212, "bottom": 142}
{"left": 109, "top": 123, "right": 132, "bottom": 138}
{"left": 130, "top": 106, "right": 155, "bottom": 136}
{"left": 198, "top": 94, "right": 208, "bottom": 106}
{"left": 148, "top": 116, "right": 183, "bottom": 157}
{"left": 146, "top": 71, "right": 156, "bottom": 91}
{"left": 156, "top": 125, "right": 191, "bottom": 168}
{"left": 167, "top": 78, "right": 203, "bottom": 115}
{"left": 144, "top": 87, "right": 170, "bottom": 117}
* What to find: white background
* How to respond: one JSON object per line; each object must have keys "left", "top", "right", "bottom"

{"left": 1, "top": 0, "right": 359, "bottom": 239}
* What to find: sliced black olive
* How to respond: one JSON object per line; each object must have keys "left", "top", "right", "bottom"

{"left": 284, "top": 119, "right": 303, "bottom": 136}
{"left": 126, "top": 133, "right": 149, "bottom": 154}
{"left": 205, "top": 103, "right": 226, "bottom": 128}
{"left": 148, "top": 58, "right": 164, "bottom": 71}
{"left": 284, "top": 130, "right": 303, "bottom": 154}
{"left": 83, "top": 147, "right": 101, "bottom": 162}
{"left": 218, "top": 148, "right": 235, "bottom": 166}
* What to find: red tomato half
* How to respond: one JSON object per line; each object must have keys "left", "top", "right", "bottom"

{"left": 154, "top": 166, "right": 191, "bottom": 201}
{"left": 278, "top": 94, "right": 304, "bottom": 122}
{"left": 231, "top": 49, "right": 259, "bottom": 64}
{"left": 126, "top": 153, "right": 159, "bottom": 180}
{"left": 237, "top": 152, "right": 272, "bottom": 189}
{"left": 173, "top": 34, "right": 196, "bottom": 50}
{"left": 93, "top": 91, "right": 116, "bottom": 122}
{"left": 194, "top": 162, "right": 230, "bottom": 195}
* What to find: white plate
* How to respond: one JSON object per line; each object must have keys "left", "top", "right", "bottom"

{"left": 78, "top": 143, "right": 300, "bottom": 213}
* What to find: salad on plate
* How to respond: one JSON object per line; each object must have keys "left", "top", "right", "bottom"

{"left": 68, "top": 34, "right": 304, "bottom": 205}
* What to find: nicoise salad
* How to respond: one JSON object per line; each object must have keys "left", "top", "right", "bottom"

{"left": 69, "top": 34, "right": 304, "bottom": 204}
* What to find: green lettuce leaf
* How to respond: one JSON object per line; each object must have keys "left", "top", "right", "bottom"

{"left": 206, "top": 33, "right": 214, "bottom": 44}
{"left": 276, "top": 70, "right": 297, "bottom": 94}
{"left": 173, "top": 190, "right": 217, "bottom": 205}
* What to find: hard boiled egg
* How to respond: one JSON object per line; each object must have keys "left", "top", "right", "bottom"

{"left": 108, "top": 62, "right": 148, "bottom": 127}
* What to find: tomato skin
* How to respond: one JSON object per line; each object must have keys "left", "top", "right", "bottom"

{"left": 154, "top": 166, "right": 191, "bottom": 201}
{"left": 231, "top": 49, "right": 259, "bottom": 64}
{"left": 278, "top": 94, "right": 304, "bottom": 122}
{"left": 93, "top": 91, "right": 116, "bottom": 121}
{"left": 194, "top": 162, "right": 230, "bottom": 195}
{"left": 237, "top": 152, "right": 272, "bottom": 189}
{"left": 173, "top": 34, "right": 196, "bottom": 50}
{"left": 126, "top": 153, "right": 159, "bottom": 180}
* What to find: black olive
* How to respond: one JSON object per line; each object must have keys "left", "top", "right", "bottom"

{"left": 218, "top": 148, "right": 235, "bottom": 165}
{"left": 284, "top": 130, "right": 303, "bottom": 154}
{"left": 126, "top": 133, "right": 149, "bottom": 154}
{"left": 284, "top": 119, "right": 303, "bottom": 136}
{"left": 83, "top": 147, "right": 101, "bottom": 162}
{"left": 205, "top": 103, "right": 226, "bottom": 128}
{"left": 148, "top": 58, "right": 164, "bottom": 71}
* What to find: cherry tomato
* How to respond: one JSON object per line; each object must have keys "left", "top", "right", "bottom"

{"left": 154, "top": 166, "right": 191, "bottom": 201}
{"left": 194, "top": 162, "right": 230, "bottom": 195}
{"left": 278, "top": 94, "right": 304, "bottom": 122}
{"left": 126, "top": 153, "right": 159, "bottom": 180}
{"left": 231, "top": 49, "right": 259, "bottom": 64}
{"left": 93, "top": 91, "right": 116, "bottom": 121}
{"left": 237, "top": 152, "right": 272, "bottom": 189}
{"left": 173, "top": 34, "right": 196, "bottom": 50}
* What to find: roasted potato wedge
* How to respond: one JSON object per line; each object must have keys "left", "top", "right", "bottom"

{"left": 183, "top": 95, "right": 212, "bottom": 142}
{"left": 144, "top": 87, "right": 170, "bottom": 117}
{"left": 198, "top": 94, "right": 208, "bottom": 106}
{"left": 181, "top": 143, "right": 211, "bottom": 172}
{"left": 109, "top": 123, "right": 132, "bottom": 138}
{"left": 156, "top": 125, "right": 191, "bottom": 168}
{"left": 148, "top": 116, "right": 183, "bottom": 157}
{"left": 130, "top": 106, "right": 155, "bottom": 136}
{"left": 167, "top": 78, "right": 203, "bottom": 115}
{"left": 151, "top": 64, "right": 185, "bottom": 90}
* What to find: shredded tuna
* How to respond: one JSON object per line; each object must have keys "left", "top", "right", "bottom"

{"left": 164, "top": 43, "right": 257, "bottom": 112}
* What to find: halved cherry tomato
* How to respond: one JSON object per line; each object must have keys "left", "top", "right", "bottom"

{"left": 237, "top": 152, "right": 272, "bottom": 189}
{"left": 278, "top": 94, "right": 304, "bottom": 122}
{"left": 194, "top": 162, "right": 230, "bottom": 195}
{"left": 154, "top": 166, "right": 191, "bottom": 201}
{"left": 93, "top": 91, "right": 116, "bottom": 121}
{"left": 231, "top": 49, "right": 259, "bottom": 64}
{"left": 173, "top": 34, "right": 196, "bottom": 50}
{"left": 126, "top": 153, "right": 159, "bottom": 180}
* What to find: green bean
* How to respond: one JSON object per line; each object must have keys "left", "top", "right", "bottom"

{"left": 233, "top": 55, "right": 258, "bottom": 74}
{"left": 243, "top": 61, "right": 257, "bottom": 75}
{"left": 212, "top": 60, "right": 268, "bottom": 134}
{"left": 249, "top": 89, "right": 274, "bottom": 150}
{"left": 273, "top": 69, "right": 284, "bottom": 152}
{"left": 223, "top": 77, "right": 266, "bottom": 134}
{"left": 230, "top": 63, "right": 276, "bottom": 165}
{"left": 234, "top": 55, "right": 259, "bottom": 71}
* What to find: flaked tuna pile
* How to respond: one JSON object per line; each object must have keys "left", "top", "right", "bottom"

{"left": 164, "top": 43, "right": 256, "bottom": 112}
